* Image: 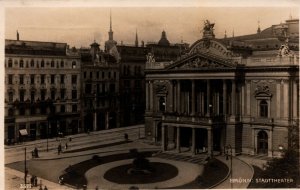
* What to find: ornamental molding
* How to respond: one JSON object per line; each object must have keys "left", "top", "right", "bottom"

{"left": 252, "top": 80, "right": 276, "bottom": 84}
{"left": 254, "top": 84, "right": 272, "bottom": 97}
{"left": 181, "top": 57, "right": 225, "bottom": 69}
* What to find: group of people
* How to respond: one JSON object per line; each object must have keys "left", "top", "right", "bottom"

{"left": 58, "top": 142, "right": 69, "bottom": 155}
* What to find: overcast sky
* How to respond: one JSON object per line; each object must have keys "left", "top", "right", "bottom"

{"left": 5, "top": 7, "right": 299, "bottom": 48}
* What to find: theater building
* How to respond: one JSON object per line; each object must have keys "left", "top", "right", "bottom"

{"left": 4, "top": 35, "right": 81, "bottom": 144}
{"left": 145, "top": 19, "right": 299, "bottom": 157}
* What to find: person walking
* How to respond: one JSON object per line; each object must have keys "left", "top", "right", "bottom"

{"left": 58, "top": 144, "right": 62, "bottom": 155}
{"left": 65, "top": 142, "right": 68, "bottom": 150}
{"left": 43, "top": 186, "right": 48, "bottom": 190}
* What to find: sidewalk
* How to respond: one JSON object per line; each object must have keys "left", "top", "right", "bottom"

{"left": 5, "top": 167, "right": 74, "bottom": 190}
{"left": 214, "top": 156, "right": 254, "bottom": 189}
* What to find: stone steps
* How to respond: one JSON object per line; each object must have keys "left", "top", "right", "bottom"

{"left": 155, "top": 152, "right": 208, "bottom": 164}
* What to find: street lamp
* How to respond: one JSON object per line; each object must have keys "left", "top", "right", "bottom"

{"left": 24, "top": 147, "right": 28, "bottom": 189}
{"left": 225, "top": 144, "right": 233, "bottom": 189}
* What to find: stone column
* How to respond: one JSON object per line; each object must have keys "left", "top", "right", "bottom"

{"left": 268, "top": 129, "right": 273, "bottom": 157}
{"left": 283, "top": 80, "right": 288, "bottom": 119}
{"left": 223, "top": 80, "right": 227, "bottom": 116}
{"left": 146, "top": 81, "right": 149, "bottom": 111}
{"left": 192, "top": 128, "right": 196, "bottom": 154}
{"left": 177, "top": 80, "right": 181, "bottom": 113}
{"left": 206, "top": 80, "right": 211, "bottom": 116}
{"left": 149, "top": 81, "right": 153, "bottom": 111}
{"left": 162, "top": 125, "right": 166, "bottom": 151}
{"left": 293, "top": 80, "right": 298, "bottom": 118}
{"left": 231, "top": 80, "right": 236, "bottom": 116}
{"left": 105, "top": 111, "right": 109, "bottom": 129}
{"left": 176, "top": 126, "right": 181, "bottom": 153}
{"left": 93, "top": 112, "right": 97, "bottom": 131}
{"left": 191, "top": 80, "right": 195, "bottom": 115}
{"left": 207, "top": 128, "right": 213, "bottom": 156}
{"left": 170, "top": 81, "right": 174, "bottom": 112}
{"left": 246, "top": 81, "right": 251, "bottom": 116}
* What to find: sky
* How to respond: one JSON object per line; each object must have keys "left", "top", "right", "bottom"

{"left": 5, "top": 6, "right": 299, "bottom": 48}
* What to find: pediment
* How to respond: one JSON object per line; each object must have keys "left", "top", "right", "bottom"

{"left": 166, "top": 53, "right": 235, "bottom": 70}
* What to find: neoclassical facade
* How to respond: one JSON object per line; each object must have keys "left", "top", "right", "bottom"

{"left": 145, "top": 19, "right": 299, "bottom": 157}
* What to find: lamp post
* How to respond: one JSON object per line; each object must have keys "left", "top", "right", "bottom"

{"left": 24, "top": 147, "right": 28, "bottom": 189}
{"left": 225, "top": 144, "right": 233, "bottom": 189}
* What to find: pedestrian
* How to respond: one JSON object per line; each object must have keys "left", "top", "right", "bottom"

{"left": 39, "top": 184, "right": 43, "bottom": 190}
{"left": 58, "top": 144, "right": 62, "bottom": 155}
{"left": 65, "top": 142, "right": 68, "bottom": 150}
{"left": 30, "top": 175, "right": 34, "bottom": 186}
{"left": 34, "top": 147, "right": 39, "bottom": 158}
{"left": 44, "top": 186, "right": 48, "bottom": 190}
{"left": 34, "top": 176, "right": 38, "bottom": 187}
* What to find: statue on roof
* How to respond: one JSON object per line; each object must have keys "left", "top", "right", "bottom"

{"left": 203, "top": 20, "right": 215, "bottom": 39}
{"left": 204, "top": 20, "right": 215, "bottom": 32}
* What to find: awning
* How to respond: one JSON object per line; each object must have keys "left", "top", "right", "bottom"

{"left": 19, "top": 129, "right": 28, "bottom": 136}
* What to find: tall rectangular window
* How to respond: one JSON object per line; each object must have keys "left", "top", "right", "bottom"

{"left": 41, "top": 60, "right": 45, "bottom": 68}
{"left": 31, "top": 91, "right": 35, "bottom": 102}
{"left": 51, "top": 75, "right": 55, "bottom": 84}
{"left": 41, "top": 89, "right": 46, "bottom": 101}
{"left": 8, "top": 92, "right": 13, "bottom": 102}
{"left": 51, "top": 90, "right": 56, "bottom": 100}
{"left": 30, "top": 75, "right": 35, "bottom": 84}
{"left": 71, "top": 75, "right": 77, "bottom": 84}
{"left": 60, "top": 89, "right": 66, "bottom": 100}
{"left": 90, "top": 72, "right": 93, "bottom": 79}
{"left": 72, "top": 90, "right": 77, "bottom": 100}
{"left": 60, "top": 75, "right": 65, "bottom": 84}
{"left": 72, "top": 61, "right": 76, "bottom": 69}
{"left": 61, "top": 60, "right": 64, "bottom": 68}
{"left": 20, "top": 60, "right": 24, "bottom": 68}
{"left": 8, "top": 75, "right": 13, "bottom": 84}
{"left": 51, "top": 60, "right": 54, "bottom": 67}
{"left": 19, "top": 75, "right": 24, "bottom": 85}
{"left": 41, "top": 75, "right": 45, "bottom": 84}
{"left": 8, "top": 59, "right": 12, "bottom": 68}
{"left": 19, "top": 90, "right": 25, "bottom": 102}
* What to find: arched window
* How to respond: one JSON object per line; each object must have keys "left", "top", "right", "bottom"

{"left": 260, "top": 100, "right": 268, "bottom": 117}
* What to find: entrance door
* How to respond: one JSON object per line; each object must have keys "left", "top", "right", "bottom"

{"left": 257, "top": 130, "right": 268, "bottom": 154}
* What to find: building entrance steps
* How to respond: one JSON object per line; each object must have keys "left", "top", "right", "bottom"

{"left": 154, "top": 151, "right": 209, "bottom": 164}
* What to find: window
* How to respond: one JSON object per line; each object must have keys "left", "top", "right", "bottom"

{"left": 85, "top": 84, "right": 92, "bottom": 94}
{"left": 41, "top": 75, "right": 45, "bottom": 84}
{"left": 108, "top": 72, "right": 111, "bottom": 79}
{"left": 102, "top": 84, "right": 106, "bottom": 93}
{"left": 72, "top": 61, "right": 76, "bottom": 69}
{"left": 114, "top": 72, "right": 116, "bottom": 79}
{"left": 31, "top": 91, "right": 35, "bottom": 102}
{"left": 60, "top": 89, "right": 66, "bottom": 100}
{"left": 30, "top": 59, "right": 34, "bottom": 67}
{"left": 51, "top": 90, "right": 55, "bottom": 100}
{"left": 72, "top": 105, "right": 77, "bottom": 112}
{"left": 8, "top": 92, "right": 13, "bottom": 102}
{"left": 41, "top": 89, "right": 46, "bottom": 101}
{"left": 20, "top": 90, "right": 25, "bottom": 102}
{"left": 20, "top": 60, "right": 24, "bottom": 68}
{"left": 159, "top": 97, "right": 166, "bottom": 112}
{"left": 8, "top": 75, "right": 13, "bottom": 85}
{"left": 109, "top": 84, "right": 115, "bottom": 93}
{"left": 30, "top": 75, "right": 35, "bottom": 84}
{"left": 260, "top": 100, "right": 268, "bottom": 117}
{"left": 71, "top": 75, "right": 77, "bottom": 84}
{"left": 60, "top": 105, "right": 65, "bottom": 113}
{"left": 19, "top": 107, "right": 25, "bottom": 116}
{"left": 102, "top": 72, "right": 104, "bottom": 79}
{"left": 30, "top": 107, "right": 35, "bottom": 115}
{"left": 84, "top": 72, "right": 86, "bottom": 79}
{"left": 8, "top": 59, "right": 12, "bottom": 68}
{"left": 51, "top": 75, "right": 55, "bottom": 84}
{"left": 19, "top": 75, "right": 24, "bottom": 85}
{"left": 72, "top": 90, "right": 77, "bottom": 100}
{"left": 8, "top": 108, "right": 14, "bottom": 116}
{"left": 61, "top": 60, "right": 64, "bottom": 68}
{"left": 60, "top": 75, "right": 65, "bottom": 84}
{"left": 97, "top": 71, "right": 99, "bottom": 79}
{"left": 90, "top": 72, "right": 93, "bottom": 79}
{"left": 51, "top": 60, "right": 55, "bottom": 68}
{"left": 41, "top": 60, "right": 45, "bottom": 68}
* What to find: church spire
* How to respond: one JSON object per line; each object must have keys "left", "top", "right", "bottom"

{"left": 135, "top": 28, "right": 138, "bottom": 47}
{"left": 17, "top": 30, "right": 19, "bottom": 41}
{"left": 108, "top": 9, "right": 113, "bottom": 40}
{"left": 257, "top": 20, "right": 261, "bottom": 34}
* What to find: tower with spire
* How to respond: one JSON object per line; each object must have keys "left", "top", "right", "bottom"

{"left": 257, "top": 20, "right": 261, "bottom": 34}
{"left": 105, "top": 10, "right": 117, "bottom": 52}
{"left": 135, "top": 29, "right": 139, "bottom": 47}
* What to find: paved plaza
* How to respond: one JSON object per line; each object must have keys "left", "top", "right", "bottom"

{"left": 5, "top": 125, "right": 260, "bottom": 190}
